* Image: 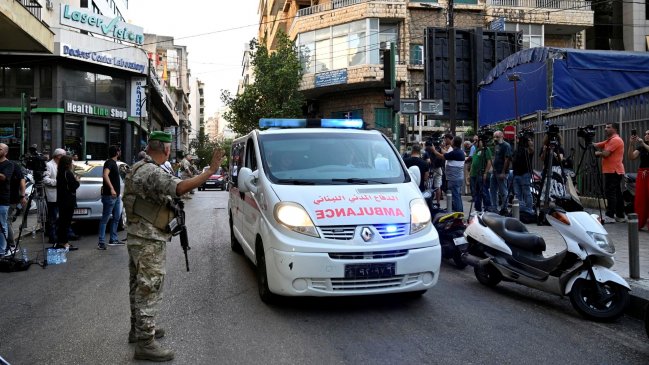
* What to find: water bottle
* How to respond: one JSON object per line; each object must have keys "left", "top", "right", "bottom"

{"left": 47, "top": 248, "right": 57, "bottom": 264}
{"left": 21, "top": 247, "right": 28, "bottom": 263}
{"left": 60, "top": 248, "right": 68, "bottom": 264}
{"left": 31, "top": 230, "right": 36, "bottom": 239}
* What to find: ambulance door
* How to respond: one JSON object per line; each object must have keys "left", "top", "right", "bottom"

{"left": 241, "top": 136, "right": 261, "bottom": 248}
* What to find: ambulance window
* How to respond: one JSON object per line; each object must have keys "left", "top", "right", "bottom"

{"left": 244, "top": 138, "right": 258, "bottom": 171}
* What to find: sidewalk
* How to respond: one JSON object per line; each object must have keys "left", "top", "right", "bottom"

{"left": 453, "top": 194, "right": 649, "bottom": 317}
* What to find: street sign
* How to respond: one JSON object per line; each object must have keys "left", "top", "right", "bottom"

{"left": 421, "top": 99, "right": 443, "bottom": 115}
{"left": 400, "top": 99, "right": 418, "bottom": 114}
{"left": 504, "top": 125, "right": 516, "bottom": 140}
{"left": 490, "top": 17, "right": 505, "bottom": 31}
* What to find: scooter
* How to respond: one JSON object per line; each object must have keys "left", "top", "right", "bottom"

{"left": 460, "top": 208, "right": 630, "bottom": 321}
{"left": 431, "top": 206, "right": 467, "bottom": 269}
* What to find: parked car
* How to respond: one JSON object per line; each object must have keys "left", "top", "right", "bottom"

{"left": 72, "top": 161, "right": 128, "bottom": 229}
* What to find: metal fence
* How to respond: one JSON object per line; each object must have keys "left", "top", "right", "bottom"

{"left": 297, "top": 0, "right": 400, "bottom": 17}
{"left": 520, "top": 87, "right": 649, "bottom": 197}
{"left": 486, "top": 0, "right": 591, "bottom": 10}
{"left": 16, "top": 0, "right": 42, "bottom": 21}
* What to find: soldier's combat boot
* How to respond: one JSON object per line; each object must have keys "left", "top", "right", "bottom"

{"left": 129, "top": 327, "right": 165, "bottom": 343}
{"left": 134, "top": 338, "right": 174, "bottom": 362}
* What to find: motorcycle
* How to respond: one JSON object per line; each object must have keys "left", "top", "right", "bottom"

{"left": 460, "top": 208, "right": 630, "bottom": 321}
{"left": 430, "top": 206, "right": 467, "bottom": 269}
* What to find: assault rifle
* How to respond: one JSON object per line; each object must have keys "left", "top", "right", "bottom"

{"left": 168, "top": 198, "right": 190, "bottom": 271}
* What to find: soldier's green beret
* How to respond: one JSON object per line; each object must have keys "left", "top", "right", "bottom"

{"left": 149, "top": 131, "right": 172, "bottom": 143}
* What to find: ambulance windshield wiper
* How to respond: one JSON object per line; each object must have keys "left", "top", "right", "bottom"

{"left": 331, "top": 178, "right": 387, "bottom": 184}
{"left": 277, "top": 179, "right": 316, "bottom": 185}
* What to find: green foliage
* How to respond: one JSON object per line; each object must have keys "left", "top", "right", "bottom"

{"left": 189, "top": 129, "right": 219, "bottom": 170}
{"left": 221, "top": 31, "right": 304, "bottom": 135}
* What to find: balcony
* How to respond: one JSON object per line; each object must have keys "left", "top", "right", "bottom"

{"left": 485, "top": 0, "right": 593, "bottom": 28}
{"left": 289, "top": 0, "right": 406, "bottom": 38}
{"left": 0, "top": 0, "right": 54, "bottom": 52}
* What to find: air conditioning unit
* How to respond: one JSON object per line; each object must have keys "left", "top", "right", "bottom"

{"left": 46, "top": 0, "right": 54, "bottom": 10}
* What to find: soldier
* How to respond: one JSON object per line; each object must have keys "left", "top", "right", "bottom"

{"left": 124, "top": 131, "right": 223, "bottom": 362}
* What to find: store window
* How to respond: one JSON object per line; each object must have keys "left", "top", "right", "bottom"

{"left": 0, "top": 67, "right": 34, "bottom": 98}
{"left": 96, "top": 74, "right": 126, "bottom": 107}
{"left": 298, "top": 19, "right": 398, "bottom": 74}
{"left": 62, "top": 69, "right": 95, "bottom": 103}
{"left": 64, "top": 117, "right": 83, "bottom": 158}
{"left": 0, "top": 115, "right": 21, "bottom": 160}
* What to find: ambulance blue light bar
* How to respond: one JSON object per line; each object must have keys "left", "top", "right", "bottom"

{"left": 259, "top": 118, "right": 364, "bottom": 129}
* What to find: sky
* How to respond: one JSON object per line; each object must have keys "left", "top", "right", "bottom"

{"left": 127, "top": 0, "right": 260, "bottom": 117}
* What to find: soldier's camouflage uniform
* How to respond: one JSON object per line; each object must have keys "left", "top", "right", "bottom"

{"left": 124, "top": 155, "right": 181, "bottom": 341}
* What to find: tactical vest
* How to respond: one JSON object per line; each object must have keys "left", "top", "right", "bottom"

{"left": 124, "top": 160, "right": 175, "bottom": 231}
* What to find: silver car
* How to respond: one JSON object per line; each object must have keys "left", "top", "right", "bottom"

{"left": 73, "top": 161, "right": 128, "bottom": 229}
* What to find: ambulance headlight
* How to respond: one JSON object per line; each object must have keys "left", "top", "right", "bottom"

{"left": 410, "top": 198, "right": 431, "bottom": 234}
{"left": 274, "top": 202, "right": 319, "bottom": 238}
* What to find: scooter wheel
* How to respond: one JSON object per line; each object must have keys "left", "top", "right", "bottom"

{"left": 474, "top": 264, "right": 501, "bottom": 287}
{"left": 569, "top": 279, "right": 629, "bottom": 322}
{"left": 452, "top": 250, "right": 467, "bottom": 270}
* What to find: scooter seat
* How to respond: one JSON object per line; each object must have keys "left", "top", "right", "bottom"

{"left": 481, "top": 213, "right": 546, "bottom": 254}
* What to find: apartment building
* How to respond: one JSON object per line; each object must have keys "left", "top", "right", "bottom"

{"left": 257, "top": 0, "right": 593, "bottom": 132}
{"left": 189, "top": 78, "right": 205, "bottom": 141}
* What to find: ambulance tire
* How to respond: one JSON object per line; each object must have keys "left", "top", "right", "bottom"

{"left": 256, "top": 240, "right": 278, "bottom": 304}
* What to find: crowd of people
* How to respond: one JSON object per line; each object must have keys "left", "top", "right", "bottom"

{"left": 403, "top": 123, "right": 649, "bottom": 231}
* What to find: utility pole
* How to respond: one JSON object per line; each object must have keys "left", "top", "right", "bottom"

{"left": 417, "top": 88, "right": 423, "bottom": 142}
{"left": 448, "top": 0, "right": 457, "bottom": 135}
{"left": 390, "top": 42, "right": 400, "bottom": 151}
{"left": 20, "top": 93, "right": 25, "bottom": 157}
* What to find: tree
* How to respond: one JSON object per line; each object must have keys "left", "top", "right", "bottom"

{"left": 221, "top": 31, "right": 304, "bottom": 135}
{"left": 189, "top": 128, "right": 219, "bottom": 170}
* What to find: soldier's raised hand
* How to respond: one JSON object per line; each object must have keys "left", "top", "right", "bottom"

{"left": 209, "top": 149, "right": 225, "bottom": 174}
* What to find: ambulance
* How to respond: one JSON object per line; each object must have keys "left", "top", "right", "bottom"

{"left": 228, "top": 119, "right": 441, "bottom": 303}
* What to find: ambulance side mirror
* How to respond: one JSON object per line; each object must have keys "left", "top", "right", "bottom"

{"left": 237, "top": 167, "right": 258, "bottom": 194}
{"left": 408, "top": 165, "right": 421, "bottom": 188}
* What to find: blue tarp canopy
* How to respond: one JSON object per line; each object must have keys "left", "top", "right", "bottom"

{"left": 477, "top": 47, "right": 649, "bottom": 126}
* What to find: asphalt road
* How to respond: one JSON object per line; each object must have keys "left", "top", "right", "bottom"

{"left": 1, "top": 190, "right": 648, "bottom": 365}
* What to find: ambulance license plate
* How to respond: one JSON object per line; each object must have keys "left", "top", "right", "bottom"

{"left": 344, "top": 263, "right": 396, "bottom": 279}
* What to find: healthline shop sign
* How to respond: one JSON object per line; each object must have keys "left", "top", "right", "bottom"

{"left": 60, "top": 4, "right": 144, "bottom": 45}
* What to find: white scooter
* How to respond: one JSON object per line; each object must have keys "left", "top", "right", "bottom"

{"left": 460, "top": 208, "right": 630, "bottom": 321}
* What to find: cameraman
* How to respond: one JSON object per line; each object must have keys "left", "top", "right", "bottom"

{"left": 490, "top": 131, "right": 512, "bottom": 214}
{"left": 512, "top": 134, "right": 535, "bottom": 215}
{"left": 426, "top": 139, "right": 444, "bottom": 207}
{"left": 594, "top": 122, "right": 626, "bottom": 223}
{"left": 431, "top": 136, "right": 465, "bottom": 212}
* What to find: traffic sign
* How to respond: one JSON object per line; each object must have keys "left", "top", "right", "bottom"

{"left": 504, "top": 125, "right": 516, "bottom": 140}
{"left": 400, "top": 99, "right": 418, "bottom": 114}
{"left": 421, "top": 99, "right": 443, "bottom": 115}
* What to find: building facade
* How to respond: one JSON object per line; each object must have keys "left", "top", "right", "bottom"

{"left": 257, "top": 0, "right": 594, "bottom": 138}
{"left": 1, "top": 1, "right": 179, "bottom": 163}
{"left": 189, "top": 78, "right": 205, "bottom": 141}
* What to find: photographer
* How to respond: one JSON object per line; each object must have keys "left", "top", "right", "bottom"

{"left": 512, "top": 133, "right": 535, "bottom": 215}
{"left": 431, "top": 136, "right": 465, "bottom": 212}
{"left": 490, "top": 131, "right": 512, "bottom": 214}
{"left": 594, "top": 123, "right": 625, "bottom": 223}
{"left": 628, "top": 129, "right": 649, "bottom": 230}
{"left": 425, "top": 137, "right": 444, "bottom": 207}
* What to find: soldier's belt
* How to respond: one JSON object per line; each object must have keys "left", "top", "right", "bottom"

{"left": 132, "top": 197, "right": 175, "bottom": 231}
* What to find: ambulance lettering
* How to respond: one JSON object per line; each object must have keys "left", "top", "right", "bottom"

{"left": 315, "top": 207, "right": 405, "bottom": 220}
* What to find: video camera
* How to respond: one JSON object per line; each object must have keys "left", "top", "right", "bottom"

{"left": 425, "top": 131, "right": 443, "bottom": 149}
{"left": 545, "top": 123, "right": 562, "bottom": 147}
{"left": 477, "top": 126, "right": 495, "bottom": 143}
{"left": 518, "top": 127, "right": 535, "bottom": 141}
{"left": 22, "top": 145, "right": 48, "bottom": 182}
{"left": 577, "top": 124, "right": 596, "bottom": 142}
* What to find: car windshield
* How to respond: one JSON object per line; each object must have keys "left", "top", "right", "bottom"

{"left": 79, "top": 166, "right": 103, "bottom": 178}
{"left": 258, "top": 132, "right": 407, "bottom": 185}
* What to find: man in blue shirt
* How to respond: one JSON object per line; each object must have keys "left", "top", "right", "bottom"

{"left": 432, "top": 136, "right": 466, "bottom": 212}
{"left": 490, "top": 131, "right": 512, "bottom": 214}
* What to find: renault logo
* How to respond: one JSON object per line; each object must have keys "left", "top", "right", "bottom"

{"left": 361, "top": 227, "right": 373, "bottom": 242}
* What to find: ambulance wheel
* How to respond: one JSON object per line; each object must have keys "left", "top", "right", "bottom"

{"left": 256, "top": 240, "right": 277, "bottom": 304}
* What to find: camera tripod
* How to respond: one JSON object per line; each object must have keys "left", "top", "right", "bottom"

{"left": 575, "top": 139, "right": 606, "bottom": 223}
{"left": 13, "top": 172, "right": 50, "bottom": 268}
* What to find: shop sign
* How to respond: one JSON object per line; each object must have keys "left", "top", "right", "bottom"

{"left": 315, "top": 69, "right": 348, "bottom": 88}
{"left": 130, "top": 78, "right": 148, "bottom": 118}
{"left": 65, "top": 100, "right": 128, "bottom": 120}
{"left": 61, "top": 44, "right": 146, "bottom": 74}
{"left": 60, "top": 4, "right": 144, "bottom": 45}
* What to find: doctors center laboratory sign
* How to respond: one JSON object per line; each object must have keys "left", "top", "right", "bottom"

{"left": 60, "top": 4, "right": 144, "bottom": 45}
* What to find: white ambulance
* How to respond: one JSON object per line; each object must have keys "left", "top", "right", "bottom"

{"left": 228, "top": 119, "right": 441, "bottom": 303}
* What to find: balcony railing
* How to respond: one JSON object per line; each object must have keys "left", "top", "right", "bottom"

{"left": 297, "top": 0, "right": 402, "bottom": 17}
{"left": 486, "top": 0, "right": 591, "bottom": 10}
{"left": 16, "top": 0, "right": 42, "bottom": 21}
